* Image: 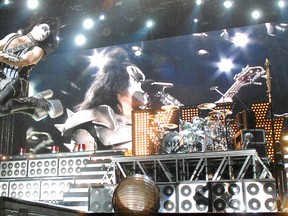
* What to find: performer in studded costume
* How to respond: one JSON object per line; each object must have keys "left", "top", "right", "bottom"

{"left": 0, "top": 17, "right": 63, "bottom": 121}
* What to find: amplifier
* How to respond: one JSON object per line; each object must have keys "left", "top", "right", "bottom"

{"left": 234, "top": 129, "right": 266, "bottom": 148}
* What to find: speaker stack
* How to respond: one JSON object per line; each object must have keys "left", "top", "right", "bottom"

{"left": 158, "top": 183, "right": 177, "bottom": 213}
{"left": 211, "top": 181, "right": 244, "bottom": 213}
{"left": 89, "top": 184, "right": 115, "bottom": 213}
{"left": 243, "top": 180, "right": 277, "bottom": 212}
{"left": 177, "top": 181, "right": 209, "bottom": 213}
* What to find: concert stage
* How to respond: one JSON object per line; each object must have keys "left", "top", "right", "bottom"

{"left": 0, "top": 149, "right": 285, "bottom": 215}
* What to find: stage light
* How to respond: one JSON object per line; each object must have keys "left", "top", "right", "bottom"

{"left": 146, "top": 20, "right": 154, "bottom": 28}
{"left": 251, "top": 10, "right": 261, "bottom": 19}
{"left": 232, "top": 32, "right": 249, "bottom": 47}
{"left": 278, "top": 0, "right": 286, "bottom": 8}
{"left": 26, "top": 0, "right": 39, "bottom": 9}
{"left": 223, "top": 1, "right": 233, "bottom": 9}
{"left": 218, "top": 59, "right": 233, "bottom": 72}
{"left": 196, "top": 0, "right": 202, "bottom": 5}
{"left": 83, "top": 18, "right": 94, "bottom": 29}
{"left": 74, "top": 34, "right": 86, "bottom": 46}
{"left": 99, "top": 14, "right": 105, "bottom": 20}
{"left": 193, "top": 18, "right": 199, "bottom": 23}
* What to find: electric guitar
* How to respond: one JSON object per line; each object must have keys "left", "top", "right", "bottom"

{"left": 215, "top": 65, "right": 266, "bottom": 103}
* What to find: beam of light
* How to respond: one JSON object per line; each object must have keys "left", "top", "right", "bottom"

{"left": 232, "top": 32, "right": 249, "bottom": 47}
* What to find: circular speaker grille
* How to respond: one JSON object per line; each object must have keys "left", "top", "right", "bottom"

{"left": 181, "top": 185, "right": 192, "bottom": 196}
{"left": 228, "top": 183, "right": 240, "bottom": 195}
{"left": 263, "top": 182, "right": 276, "bottom": 195}
{"left": 265, "top": 198, "right": 276, "bottom": 211}
{"left": 163, "top": 185, "right": 174, "bottom": 197}
{"left": 181, "top": 199, "right": 192, "bottom": 211}
{"left": 213, "top": 183, "right": 225, "bottom": 196}
{"left": 103, "top": 201, "right": 113, "bottom": 212}
{"left": 196, "top": 199, "right": 208, "bottom": 211}
{"left": 247, "top": 183, "right": 259, "bottom": 195}
{"left": 163, "top": 200, "right": 175, "bottom": 211}
{"left": 228, "top": 199, "right": 241, "bottom": 210}
{"left": 214, "top": 198, "right": 226, "bottom": 211}
{"left": 248, "top": 198, "right": 261, "bottom": 210}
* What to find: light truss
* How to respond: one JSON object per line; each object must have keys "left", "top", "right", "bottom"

{"left": 111, "top": 149, "right": 273, "bottom": 183}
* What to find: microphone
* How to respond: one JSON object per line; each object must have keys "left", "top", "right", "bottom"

{"left": 210, "top": 86, "right": 218, "bottom": 91}
{"left": 151, "top": 82, "right": 173, "bottom": 87}
{"left": 141, "top": 79, "right": 173, "bottom": 92}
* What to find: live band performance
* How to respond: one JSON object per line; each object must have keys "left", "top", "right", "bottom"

{"left": 0, "top": 0, "right": 288, "bottom": 215}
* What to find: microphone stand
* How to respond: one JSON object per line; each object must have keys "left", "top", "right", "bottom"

{"left": 265, "top": 59, "right": 285, "bottom": 207}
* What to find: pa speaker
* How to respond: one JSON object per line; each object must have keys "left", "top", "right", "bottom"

{"left": 211, "top": 181, "right": 244, "bottom": 212}
{"left": 89, "top": 184, "right": 115, "bottom": 213}
{"left": 158, "top": 184, "right": 177, "bottom": 213}
{"left": 243, "top": 180, "right": 277, "bottom": 212}
{"left": 177, "top": 181, "right": 209, "bottom": 213}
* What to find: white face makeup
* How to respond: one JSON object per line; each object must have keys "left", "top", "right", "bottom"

{"left": 126, "top": 65, "right": 148, "bottom": 107}
{"left": 30, "top": 23, "right": 51, "bottom": 41}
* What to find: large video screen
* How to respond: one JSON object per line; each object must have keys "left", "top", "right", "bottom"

{"left": 25, "top": 21, "right": 288, "bottom": 154}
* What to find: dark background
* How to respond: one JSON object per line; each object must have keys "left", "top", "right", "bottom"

{"left": 0, "top": 0, "right": 287, "bottom": 153}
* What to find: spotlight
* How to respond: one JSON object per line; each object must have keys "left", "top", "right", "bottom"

{"left": 223, "top": 1, "right": 233, "bottom": 9}
{"left": 27, "top": 0, "right": 39, "bottom": 9}
{"left": 251, "top": 10, "right": 261, "bottom": 19}
{"left": 278, "top": 0, "right": 285, "bottom": 8}
{"left": 196, "top": 0, "right": 202, "bottom": 5}
{"left": 99, "top": 14, "right": 105, "bottom": 20}
{"left": 74, "top": 34, "right": 86, "bottom": 46}
{"left": 83, "top": 18, "right": 94, "bottom": 29}
{"left": 146, "top": 20, "right": 154, "bottom": 28}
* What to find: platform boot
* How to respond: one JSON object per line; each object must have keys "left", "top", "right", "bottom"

{"left": 10, "top": 89, "right": 64, "bottom": 121}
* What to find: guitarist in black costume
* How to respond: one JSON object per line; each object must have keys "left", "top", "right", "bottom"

{"left": 0, "top": 17, "right": 63, "bottom": 121}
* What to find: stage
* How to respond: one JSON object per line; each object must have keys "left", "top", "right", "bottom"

{"left": 0, "top": 149, "right": 285, "bottom": 215}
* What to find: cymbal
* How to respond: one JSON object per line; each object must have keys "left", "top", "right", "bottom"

{"left": 160, "top": 123, "right": 178, "bottom": 129}
{"left": 161, "top": 105, "right": 179, "bottom": 111}
{"left": 197, "top": 103, "right": 216, "bottom": 110}
{"left": 209, "top": 109, "right": 232, "bottom": 116}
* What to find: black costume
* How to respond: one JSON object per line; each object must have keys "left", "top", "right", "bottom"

{"left": 0, "top": 33, "right": 63, "bottom": 120}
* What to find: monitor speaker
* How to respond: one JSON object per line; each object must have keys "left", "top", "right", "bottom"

{"left": 158, "top": 184, "right": 177, "bottom": 213}
{"left": 177, "top": 181, "right": 209, "bottom": 213}
{"left": 210, "top": 181, "right": 244, "bottom": 212}
{"left": 89, "top": 184, "right": 115, "bottom": 213}
{"left": 243, "top": 180, "right": 277, "bottom": 212}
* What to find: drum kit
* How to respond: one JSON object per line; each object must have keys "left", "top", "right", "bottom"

{"left": 159, "top": 102, "right": 235, "bottom": 154}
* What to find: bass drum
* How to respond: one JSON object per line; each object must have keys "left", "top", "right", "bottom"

{"left": 160, "top": 131, "right": 183, "bottom": 154}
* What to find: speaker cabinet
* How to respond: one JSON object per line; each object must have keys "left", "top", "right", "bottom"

{"left": 211, "top": 181, "right": 244, "bottom": 212}
{"left": 177, "top": 181, "right": 209, "bottom": 213}
{"left": 243, "top": 180, "right": 277, "bottom": 212}
{"left": 158, "top": 184, "right": 177, "bottom": 213}
{"left": 89, "top": 184, "right": 115, "bottom": 213}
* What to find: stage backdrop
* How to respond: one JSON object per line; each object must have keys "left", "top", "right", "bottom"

{"left": 22, "top": 20, "right": 288, "bottom": 154}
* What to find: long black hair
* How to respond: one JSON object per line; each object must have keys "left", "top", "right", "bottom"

{"left": 21, "top": 17, "right": 61, "bottom": 58}
{"left": 77, "top": 47, "right": 134, "bottom": 114}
